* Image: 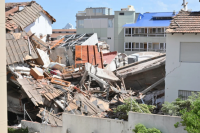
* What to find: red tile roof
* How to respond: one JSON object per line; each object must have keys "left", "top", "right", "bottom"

{"left": 5, "top": 1, "right": 56, "bottom": 31}
{"left": 103, "top": 51, "right": 118, "bottom": 64}
{"left": 167, "top": 11, "right": 200, "bottom": 33}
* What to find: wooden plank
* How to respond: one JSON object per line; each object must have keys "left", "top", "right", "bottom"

{"left": 75, "top": 45, "right": 89, "bottom": 65}
{"left": 94, "top": 45, "right": 103, "bottom": 69}
{"left": 51, "top": 78, "right": 71, "bottom": 87}
{"left": 88, "top": 45, "right": 95, "bottom": 65}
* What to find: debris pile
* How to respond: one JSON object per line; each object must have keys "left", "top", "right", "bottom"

{"left": 5, "top": 1, "right": 166, "bottom": 127}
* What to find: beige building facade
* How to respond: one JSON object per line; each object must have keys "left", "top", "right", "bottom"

{"left": 0, "top": 0, "right": 7, "bottom": 132}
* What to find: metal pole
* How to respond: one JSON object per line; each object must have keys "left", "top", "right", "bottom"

{"left": 24, "top": 104, "right": 25, "bottom": 120}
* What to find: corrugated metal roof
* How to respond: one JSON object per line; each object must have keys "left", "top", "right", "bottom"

{"left": 123, "top": 12, "right": 176, "bottom": 28}
{"left": 75, "top": 45, "right": 104, "bottom": 69}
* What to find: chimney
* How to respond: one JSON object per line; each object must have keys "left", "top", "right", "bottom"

{"left": 182, "top": 0, "right": 188, "bottom": 11}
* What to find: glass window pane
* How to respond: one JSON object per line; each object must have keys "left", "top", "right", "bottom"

{"left": 148, "top": 43, "right": 152, "bottom": 49}
{"left": 160, "top": 43, "right": 164, "bottom": 49}
{"left": 135, "top": 28, "right": 138, "bottom": 33}
{"left": 153, "top": 28, "right": 156, "bottom": 33}
{"left": 140, "top": 43, "right": 144, "bottom": 48}
{"left": 158, "top": 28, "right": 161, "bottom": 33}
{"left": 136, "top": 43, "right": 139, "bottom": 48}
{"left": 132, "top": 43, "right": 135, "bottom": 48}
{"left": 108, "top": 19, "right": 113, "bottom": 28}
{"left": 129, "top": 42, "right": 131, "bottom": 48}
{"left": 125, "top": 43, "right": 129, "bottom": 48}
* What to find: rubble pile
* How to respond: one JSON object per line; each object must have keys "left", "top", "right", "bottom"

{"left": 7, "top": 31, "right": 141, "bottom": 126}
{"left": 5, "top": 1, "right": 166, "bottom": 127}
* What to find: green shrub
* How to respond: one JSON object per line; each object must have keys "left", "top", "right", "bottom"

{"left": 114, "top": 99, "right": 155, "bottom": 120}
{"left": 8, "top": 128, "right": 28, "bottom": 133}
{"left": 175, "top": 93, "right": 200, "bottom": 133}
{"left": 161, "top": 93, "right": 198, "bottom": 116}
{"left": 132, "top": 123, "right": 162, "bottom": 133}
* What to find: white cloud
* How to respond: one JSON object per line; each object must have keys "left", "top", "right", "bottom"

{"left": 157, "top": 0, "right": 168, "bottom": 11}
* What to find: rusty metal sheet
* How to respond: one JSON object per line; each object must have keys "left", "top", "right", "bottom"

{"left": 75, "top": 45, "right": 104, "bottom": 69}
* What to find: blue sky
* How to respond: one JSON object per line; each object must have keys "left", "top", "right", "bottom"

{"left": 5, "top": 0, "right": 200, "bottom": 29}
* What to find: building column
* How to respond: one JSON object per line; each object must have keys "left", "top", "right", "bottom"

{"left": 164, "top": 27, "right": 166, "bottom": 37}
{"left": 131, "top": 28, "right": 132, "bottom": 37}
{"left": 0, "top": 0, "right": 7, "bottom": 133}
{"left": 147, "top": 28, "right": 148, "bottom": 37}
{"left": 124, "top": 28, "right": 125, "bottom": 37}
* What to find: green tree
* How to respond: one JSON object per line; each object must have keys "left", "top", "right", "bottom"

{"left": 114, "top": 99, "right": 155, "bottom": 120}
{"left": 132, "top": 123, "right": 162, "bottom": 133}
{"left": 176, "top": 93, "right": 200, "bottom": 133}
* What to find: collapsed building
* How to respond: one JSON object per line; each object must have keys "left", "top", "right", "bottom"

{"left": 5, "top": 1, "right": 166, "bottom": 128}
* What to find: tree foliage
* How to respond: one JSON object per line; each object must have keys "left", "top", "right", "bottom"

{"left": 161, "top": 95, "right": 194, "bottom": 116}
{"left": 114, "top": 99, "right": 155, "bottom": 120}
{"left": 176, "top": 93, "right": 200, "bottom": 133}
{"left": 132, "top": 123, "right": 162, "bottom": 133}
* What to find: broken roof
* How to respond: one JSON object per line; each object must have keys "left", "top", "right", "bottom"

{"left": 166, "top": 11, "right": 200, "bottom": 33}
{"left": 27, "top": 31, "right": 50, "bottom": 51}
{"left": 116, "top": 54, "right": 166, "bottom": 78}
{"left": 5, "top": 1, "right": 56, "bottom": 31}
{"left": 6, "top": 32, "right": 38, "bottom": 65}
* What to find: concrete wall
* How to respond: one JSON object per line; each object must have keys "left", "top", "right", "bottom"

{"left": 82, "top": 33, "right": 98, "bottom": 45}
{"left": 21, "top": 120, "right": 62, "bottom": 133}
{"left": 77, "top": 17, "right": 115, "bottom": 51}
{"left": 24, "top": 12, "right": 52, "bottom": 42}
{"left": 114, "top": 11, "right": 135, "bottom": 53}
{"left": 0, "top": 0, "right": 7, "bottom": 132}
{"left": 22, "top": 112, "right": 187, "bottom": 133}
{"left": 128, "top": 112, "right": 186, "bottom": 133}
{"left": 165, "top": 34, "right": 200, "bottom": 102}
{"left": 62, "top": 114, "right": 128, "bottom": 133}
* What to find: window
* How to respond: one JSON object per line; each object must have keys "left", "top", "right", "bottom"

{"left": 140, "top": 43, "right": 144, "bottom": 49}
{"left": 157, "top": 28, "right": 162, "bottom": 33}
{"left": 148, "top": 43, "right": 152, "bottom": 50}
{"left": 135, "top": 28, "right": 139, "bottom": 34}
{"left": 139, "top": 28, "right": 144, "bottom": 33}
{"left": 77, "top": 20, "right": 84, "bottom": 28}
{"left": 180, "top": 42, "right": 200, "bottom": 63}
{"left": 93, "top": 9, "right": 96, "bottom": 14}
{"left": 125, "top": 28, "right": 131, "bottom": 36}
{"left": 125, "top": 42, "right": 131, "bottom": 51}
{"left": 107, "top": 37, "right": 111, "bottom": 39}
{"left": 160, "top": 43, "right": 164, "bottom": 49}
{"left": 108, "top": 19, "right": 113, "bottom": 28}
{"left": 179, "top": 90, "right": 200, "bottom": 100}
{"left": 152, "top": 28, "right": 156, "bottom": 33}
{"left": 136, "top": 43, "right": 140, "bottom": 48}
{"left": 119, "top": 12, "right": 124, "bottom": 15}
